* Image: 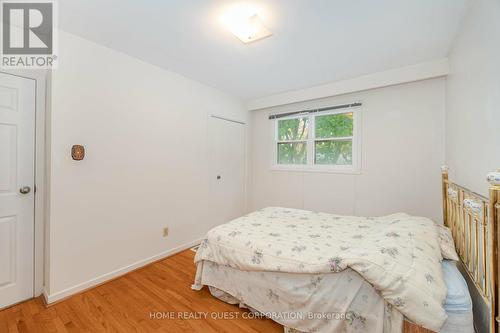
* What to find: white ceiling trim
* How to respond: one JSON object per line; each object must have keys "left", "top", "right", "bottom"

{"left": 246, "top": 58, "right": 450, "bottom": 111}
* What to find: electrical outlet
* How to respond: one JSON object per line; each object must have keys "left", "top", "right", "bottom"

{"left": 163, "top": 227, "right": 169, "bottom": 237}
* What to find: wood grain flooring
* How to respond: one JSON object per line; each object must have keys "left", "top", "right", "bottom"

{"left": 0, "top": 249, "right": 434, "bottom": 333}
{"left": 0, "top": 250, "right": 281, "bottom": 333}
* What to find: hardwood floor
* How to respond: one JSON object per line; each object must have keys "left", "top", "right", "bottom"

{"left": 403, "top": 321, "right": 434, "bottom": 333}
{"left": 0, "top": 249, "right": 434, "bottom": 333}
{"left": 0, "top": 250, "right": 281, "bottom": 333}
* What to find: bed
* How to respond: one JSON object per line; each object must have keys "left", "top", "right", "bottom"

{"left": 192, "top": 167, "right": 500, "bottom": 333}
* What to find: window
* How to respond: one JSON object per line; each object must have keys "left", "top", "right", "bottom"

{"left": 273, "top": 107, "right": 361, "bottom": 173}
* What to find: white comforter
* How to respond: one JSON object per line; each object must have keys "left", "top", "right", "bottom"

{"left": 194, "top": 207, "right": 447, "bottom": 331}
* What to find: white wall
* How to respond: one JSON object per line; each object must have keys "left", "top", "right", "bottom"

{"left": 446, "top": 0, "right": 500, "bottom": 196}
{"left": 248, "top": 78, "right": 445, "bottom": 221}
{"left": 46, "top": 31, "right": 246, "bottom": 300}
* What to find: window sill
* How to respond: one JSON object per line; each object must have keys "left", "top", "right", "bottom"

{"left": 270, "top": 165, "right": 361, "bottom": 175}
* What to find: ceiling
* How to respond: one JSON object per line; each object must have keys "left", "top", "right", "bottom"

{"left": 59, "top": 0, "right": 469, "bottom": 101}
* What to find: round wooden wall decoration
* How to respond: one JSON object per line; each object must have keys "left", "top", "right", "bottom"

{"left": 71, "top": 145, "right": 85, "bottom": 160}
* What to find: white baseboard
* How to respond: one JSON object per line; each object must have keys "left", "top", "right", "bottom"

{"left": 42, "top": 288, "right": 49, "bottom": 305}
{"left": 44, "top": 238, "right": 202, "bottom": 304}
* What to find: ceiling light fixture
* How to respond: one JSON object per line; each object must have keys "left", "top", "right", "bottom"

{"left": 221, "top": 4, "right": 272, "bottom": 44}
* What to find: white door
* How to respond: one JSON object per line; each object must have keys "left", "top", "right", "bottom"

{"left": 0, "top": 73, "right": 35, "bottom": 308}
{"left": 209, "top": 116, "right": 246, "bottom": 227}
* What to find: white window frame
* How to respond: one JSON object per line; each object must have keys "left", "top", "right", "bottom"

{"left": 271, "top": 106, "right": 362, "bottom": 174}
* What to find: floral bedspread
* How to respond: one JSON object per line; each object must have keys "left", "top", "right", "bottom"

{"left": 194, "top": 260, "right": 403, "bottom": 333}
{"left": 194, "top": 207, "right": 447, "bottom": 331}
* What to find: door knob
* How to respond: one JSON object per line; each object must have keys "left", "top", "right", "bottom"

{"left": 19, "top": 186, "right": 31, "bottom": 194}
{"left": 217, "top": 175, "right": 221, "bottom": 180}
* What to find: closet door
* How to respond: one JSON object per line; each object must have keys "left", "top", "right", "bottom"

{"left": 208, "top": 116, "right": 246, "bottom": 227}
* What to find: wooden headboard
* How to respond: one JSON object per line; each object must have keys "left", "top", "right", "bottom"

{"left": 441, "top": 167, "right": 500, "bottom": 333}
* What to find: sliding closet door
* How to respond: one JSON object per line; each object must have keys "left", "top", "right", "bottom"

{"left": 208, "top": 116, "right": 246, "bottom": 227}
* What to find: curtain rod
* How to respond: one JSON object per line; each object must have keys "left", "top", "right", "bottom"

{"left": 268, "top": 102, "right": 362, "bottom": 120}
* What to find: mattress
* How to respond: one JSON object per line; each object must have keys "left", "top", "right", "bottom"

{"left": 195, "top": 259, "right": 473, "bottom": 333}
{"left": 441, "top": 260, "right": 472, "bottom": 313}
{"left": 439, "top": 260, "right": 474, "bottom": 333}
